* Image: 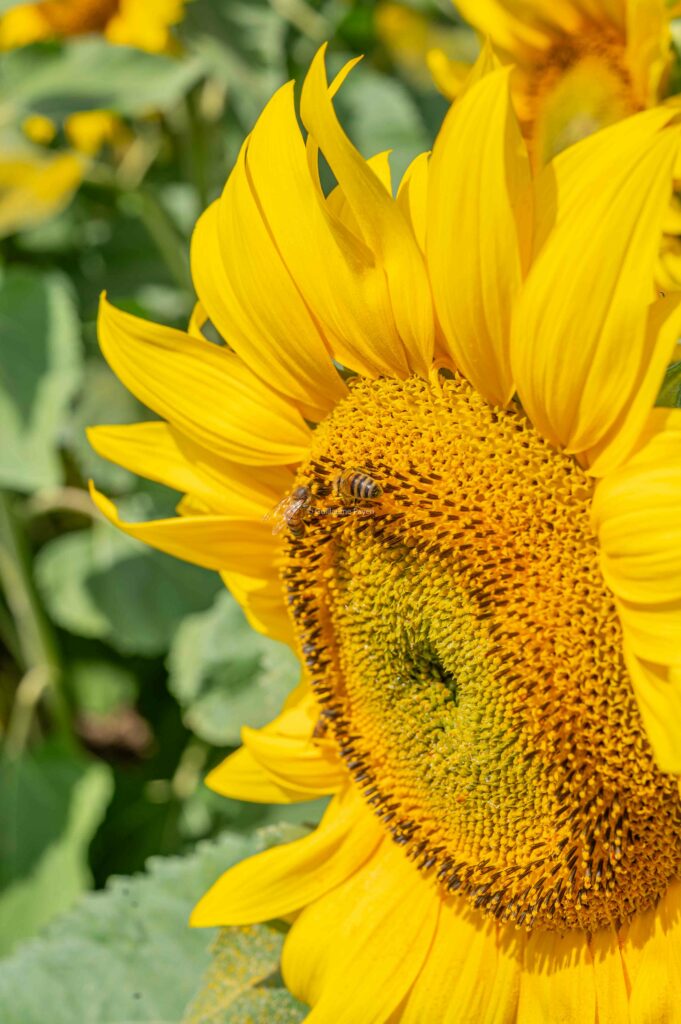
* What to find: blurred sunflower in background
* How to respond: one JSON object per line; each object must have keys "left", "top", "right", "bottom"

{"left": 447, "top": 0, "right": 678, "bottom": 165}
{"left": 0, "top": 0, "right": 186, "bottom": 54}
{"left": 88, "top": 38, "right": 681, "bottom": 1021}
{"left": 0, "top": 0, "right": 191, "bottom": 239}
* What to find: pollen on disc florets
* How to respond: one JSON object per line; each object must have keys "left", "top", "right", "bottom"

{"left": 281, "top": 374, "right": 681, "bottom": 933}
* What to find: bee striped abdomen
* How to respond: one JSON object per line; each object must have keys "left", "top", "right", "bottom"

{"left": 336, "top": 471, "right": 383, "bottom": 501}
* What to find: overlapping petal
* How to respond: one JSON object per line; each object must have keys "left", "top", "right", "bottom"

{"left": 98, "top": 296, "right": 311, "bottom": 465}
{"left": 592, "top": 410, "right": 681, "bottom": 773}
{"left": 88, "top": 421, "right": 294, "bottom": 517}
{"left": 282, "top": 836, "right": 440, "bottom": 1024}
{"left": 513, "top": 108, "right": 681, "bottom": 471}
{"left": 427, "top": 60, "right": 532, "bottom": 406}
{"left": 192, "top": 147, "right": 347, "bottom": 422}
{"left": 206, "top": 696, "right": 345, "bottom": 802}
{"left": 301, "top": 46, "right": 435, "bottom": 377}
{"left": 191, "top": 787, "right": 380, "bottom": 928}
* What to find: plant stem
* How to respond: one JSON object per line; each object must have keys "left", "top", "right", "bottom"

{"left": 124, "top": 187, "right": 193, "bottom": 294}
{"left": 0, "top": 490, "right": 71, "bottom": 754}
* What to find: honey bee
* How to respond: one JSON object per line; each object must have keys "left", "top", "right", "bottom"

{"left": 333, "top": 469, "right": 382, "bottom": 503}
{"left": 266, "top": 485, "right": 311, "bottom": 538}
{"left": 312, "top": 715, "right": 329, "bottom": 739}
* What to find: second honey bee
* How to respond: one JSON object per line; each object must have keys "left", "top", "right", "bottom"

{"left": 267, "top": 485, "right": 311, "bottom": 538}
{"left": 333, "top": 469, "right": 382, "bottom": 503}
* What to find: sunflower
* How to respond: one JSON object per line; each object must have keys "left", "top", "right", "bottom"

{"left": 0, "top": 0, "right": 186, "bottom": 54}
{"left": 88, "top": 45, "right": 681, "bottom": 1022}
{"left": 449, "top": 0, "right": 676, "bottom": 169}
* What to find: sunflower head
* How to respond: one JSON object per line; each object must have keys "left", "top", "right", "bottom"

{"left": 89, "top": 43, "right": 681, "bottom": 1022}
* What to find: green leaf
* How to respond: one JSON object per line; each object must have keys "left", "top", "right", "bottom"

{"left": 66, "top": 359, "right": 148, "bottom": 492}
{"left": 35, "top": 520, "right": 220, "bottom": 657}
{"left": 0, "top": 750, "right": 112, "bottom": 955}
{"left": 0, "top": 39, "right": 204, "bottom": 121}
{"left": 167, "top": 590, "right": 300, "bottom": 746}
{"left": 68, "top": 659, "right": 138, "bottom": 716}
{"left": 183, "top": 925, "right": 305, "bottom": 1024}
{"left": 0, "top": 268, "right": 82, "bottom": 491}
{"left": 656, "top": 360, "right": 681, "bottom": 407}
{"left": 0, "top": 828, "right": 303, "bottom": 1023}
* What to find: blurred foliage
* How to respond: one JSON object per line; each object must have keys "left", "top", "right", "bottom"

{"left": 0, "top": 0, "right": 472, "bottom": 1018}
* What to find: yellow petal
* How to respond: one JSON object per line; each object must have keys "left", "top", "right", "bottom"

{"left": 514, "top": 110, "right": 681, "bottom": 462}
{"left": 192, "top": 148, "right": 347, "bottom": 421}
{"left": 625, "top": 0, "right": 671, "bottom": 107}
{"left": 326, "top": 150, "right": 393, "bottom": 230}
{"left": 623, "top": 651, "right": 681, "bottom": 775}
{"left": 281, "top": 836, "right": 439, "bottom": 1021}
{"left": 584, "top": 293, "right": 681, "bottom": 477}
{"left": 191, "top": 787, "right": 379, "bottom": 926}
{"left": 88, "top": 421, "right": 294, "bottom": 517}
{"left": 206, "top": 745, "right": 327, "bottom": 804}
{"left": 401, "top": 901, "right": 522, "bottom": 1024}
{"left": 90, "top": 483, "right": 278, "bottom": 576}
{"left": 426, "top": 49, "right": 471, "bottom": 102}
{"left": 221, "top": 569, "right": 293, "bottom": 647}
{"left": 427, "top": 61, "right": 531, "bottom": 406}
{"left": 98, "top": 295, "right": 311, "bottom": 465}
{"left": 592, "top": 408, "right": 681, "bottom": 603}
{"left": 625, "top": 878, "right": 681, "bottom": 1023}
{"left": 301, "top": 46, "right": 434, "bottom": 377}
{"left": 518, "top": 930, "right": 596, "bottom": 1023}
{"left": 396, "top": 151, "right": 429, "bottom": 254}
{"left": 207, "top": 696, "right": 345, "bottom": 800}
{"left": 238, "top": 724, "right": 342, "bottom": 793}
{"left": 589, "top": 929, "right": 630, "bottom": 1024}
{"left": 187, "top": 300, "right": 208, "bottom": 339}
{"left": 233, "top": 78, "right": 412, "bottom": 379}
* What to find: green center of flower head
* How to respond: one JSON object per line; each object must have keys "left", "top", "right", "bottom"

{"left": 282, "top": 374, "right": 681, "bottom": 932}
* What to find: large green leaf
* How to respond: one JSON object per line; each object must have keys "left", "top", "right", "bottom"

{"left": 183, "top": 925, "right": 305, "bottom": 1024}
{"left": 0, "top": 748, "right": 112, "bottom": 955}
{"left": 0, "top": 268, "right": 82, "bottom": 491}
{"left": 0, "top": 39, "right": 204, "bottom": 121}
{"left": 35, "top": 520, "right": 220, "bottom": 657}
{"left": 167, "top": 590, "right": 300, "bottom": 746}
{"left": 0, "top": 827, "right": 305, "bottom": 1023}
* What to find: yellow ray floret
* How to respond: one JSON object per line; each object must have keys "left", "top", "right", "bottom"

{"left": 90, "top": 47, "right": 681, "bottom": 1021}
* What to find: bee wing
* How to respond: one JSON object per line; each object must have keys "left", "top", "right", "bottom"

{"left": 264, "top": 495, "right": 289, "bottom": 533}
